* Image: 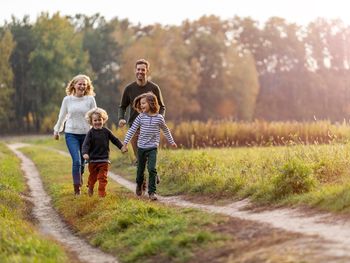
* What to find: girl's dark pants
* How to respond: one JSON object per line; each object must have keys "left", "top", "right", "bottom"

{"left": 137, "top": 147, "right": 157, "bottom": 194}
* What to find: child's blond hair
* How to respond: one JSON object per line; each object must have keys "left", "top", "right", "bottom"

{"left": 85, "top": 107, "right": 108, "bottom": 125}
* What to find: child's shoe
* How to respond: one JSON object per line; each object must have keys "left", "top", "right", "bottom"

{"left": 88, "top": 188, "right": 93, "bottom": 197}
{"left": 136, "top": 184, "right": 142, "bottom": 196}
{"left": 156, "top": 175, "right": 160, "bottom": 184}
{"left": 149, "top": 193, "right": 158, "bottom": 201}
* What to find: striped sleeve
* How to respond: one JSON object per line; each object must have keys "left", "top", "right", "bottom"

{"left": 124, "top": 115, "right": 141, "bottom": 144}
{"left": 159, "top": 116, "right": 175, "bottom": 145}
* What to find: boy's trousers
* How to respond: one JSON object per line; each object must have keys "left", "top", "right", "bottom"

{"left": 88, "top": 162, "right": 109, "bottom": 197}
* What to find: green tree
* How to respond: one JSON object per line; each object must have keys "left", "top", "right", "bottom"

{"left": 0, "top": 29, "right": 15, "bottom": 131}
{"left": 29, "top": 12, "right": 90, "bottom": 131}
{"left": 8, "top": 16, "right": 36, "bottom": 131}
{"left": 73, "top": 14, "right": 122, "bottom": 125}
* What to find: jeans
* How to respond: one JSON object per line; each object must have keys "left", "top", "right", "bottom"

{"left": 65, "top": 133, "right": 86, "bottom": 185}
{"left": 137, "top": 147, "right": 157, "bottom": 194}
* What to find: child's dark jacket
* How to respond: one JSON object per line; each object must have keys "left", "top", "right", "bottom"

{"left": 82, "top": 127, "right": 123, "bottom": 162}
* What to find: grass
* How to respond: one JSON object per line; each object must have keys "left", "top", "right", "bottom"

{"left": 20, "top": 145, "right": 231, "bottom": 263}
{"left": 0, "top": 143, "right": 68, "bottom": 262}
{"left": 25, "top": 136, "right": 350, "bottom": 212}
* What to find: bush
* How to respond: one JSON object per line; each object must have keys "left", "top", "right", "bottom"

{"left": 272, "top": 159, "right": 316, "bottom": 199}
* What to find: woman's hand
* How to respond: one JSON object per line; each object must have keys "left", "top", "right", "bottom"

{"left": 53, "top": 133, "right": 59, "bottom": 140}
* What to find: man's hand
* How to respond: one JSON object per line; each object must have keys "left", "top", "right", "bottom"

{"left": 118, "top": 119, "right": 126, "bottom": 128}
{"left": 83, "top": 154, "right": 89, "bottom": 160}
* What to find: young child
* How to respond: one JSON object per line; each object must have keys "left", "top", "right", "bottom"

{"left": 122, "top": 92, "right": 177, "bottom": 201}
{"left": 82, "top": 107, "right": 127, "bottom": 197}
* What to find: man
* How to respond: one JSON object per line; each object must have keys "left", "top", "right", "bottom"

{"left": 118, "top": 59, "right": 165, "bottom": 185}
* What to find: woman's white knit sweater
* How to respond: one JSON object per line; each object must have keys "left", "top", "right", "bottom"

{"left": 54, "top": 95, "right": 96, "bottom": 135}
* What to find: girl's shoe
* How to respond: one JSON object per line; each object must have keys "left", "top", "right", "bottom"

{"left": 156, "top": 175, "right": 160, "bottom": 184}
{"left": 88, "top": 188, "right": 93, "bottom": 196}
{"left": 149, "top": 193, "right": 158, "bottom": 201}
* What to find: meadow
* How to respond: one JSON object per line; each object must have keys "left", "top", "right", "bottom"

{"left": 29, "top": 132, "right": 350, "bottom": 213}
{"left": 2, "top": 131, "right": 350, "bottom": 262}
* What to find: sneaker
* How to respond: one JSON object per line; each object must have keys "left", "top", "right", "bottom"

{"left": 149, "top": 193, "right": 158, "bottom": 201}
{"left": 88, "top": 188, "right": 93, "bottom": 197}
{"left": 156, "top": 175, "right": 160, "bottom": 184}
{"left": 136, "top": 184, "right": 142, "bottom": 196}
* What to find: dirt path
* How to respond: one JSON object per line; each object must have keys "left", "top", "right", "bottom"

{"left": 16, "top": 144, "right": 350, "bottom": 261}
{"left": 8, "top": 143, "right": 118, "bottom": 263}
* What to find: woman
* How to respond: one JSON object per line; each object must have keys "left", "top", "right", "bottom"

{"left": 53, "top": 74, "right": 97, "bottom": 195}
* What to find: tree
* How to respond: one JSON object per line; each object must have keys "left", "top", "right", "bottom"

{"left": 0, "top": 29, "right": 15, "bottom": 131}
{"left": 29, "top": 12, "right": 90, "bottom": 131}
{"left": 73, "top": 14, "right": 122, "bottom": 125}
{"left": 8, "top": 16, "right": 36, "bottom": 131}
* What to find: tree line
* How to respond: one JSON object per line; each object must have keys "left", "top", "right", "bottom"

{"left": 0, "top": 13, "right": 350, "bottom": 134}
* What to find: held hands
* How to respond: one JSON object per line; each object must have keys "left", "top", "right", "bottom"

{"left": 171, "top": 143, "right": 177, "bottom": 148}
{"left": 118, "top": 119, "right": 126, "bottom": 128}
{"left": 121, "top": 143, "right": 128, "bottom": 153}
{"left": 83, "top": 154, "right": 89, "bottom": 160}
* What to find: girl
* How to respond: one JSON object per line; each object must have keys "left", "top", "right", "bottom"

{"left": 53, "top": 74, "right": 97, "bottom": 195}
{"left": 82, "top": 107, "right": 126, "bottom": 197}
{"left": 122, "top": 92, "right": 177, "bottom": 201}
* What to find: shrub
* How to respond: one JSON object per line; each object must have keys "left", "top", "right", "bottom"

{"left": 272, "top": 159, "right": 316, "bottom": 199}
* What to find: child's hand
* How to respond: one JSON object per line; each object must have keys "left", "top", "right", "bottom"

{"left": 121, "top": 144, "right": 128, "bottom": 153}
{"left": 171, "top": 143, "right": 177, "bottom": 148}
{"left": 83, "top": 154, "right": 89, "bottom": 160}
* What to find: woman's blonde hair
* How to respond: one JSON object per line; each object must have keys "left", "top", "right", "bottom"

{"left": 133, "top": 92, "right": 160, "bottom": 114}
{"left": 85, "top": 107, "right": 108, "bottom": 125}
{"left": 65, "top": 74, "right": 95, "bottom": 96}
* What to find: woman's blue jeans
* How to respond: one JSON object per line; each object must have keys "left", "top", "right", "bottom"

{"left": 65, "top": 133, "right": 86, "bottom": 185}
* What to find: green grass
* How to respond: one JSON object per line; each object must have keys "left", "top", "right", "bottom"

{"left": 21, "top": 146, "right": 231, "bottom": 263}
{"left": 24, "top": 136, "right": 350, "bottom": 212}
{"left": 0, "top": 143, "right": 68, "bottom": 262}
{"left": 110, "top": 143, "right": 350, "bottom": 212}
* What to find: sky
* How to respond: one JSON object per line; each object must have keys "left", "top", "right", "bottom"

{"left": 1, "top": 0, "right": 350, "bottom": 26}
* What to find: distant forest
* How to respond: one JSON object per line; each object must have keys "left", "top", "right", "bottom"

{"left": 1, "top": 13, "right": 350, "bottom": 133}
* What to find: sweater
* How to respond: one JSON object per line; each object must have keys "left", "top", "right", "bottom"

{"left": 118, "top": 81, "right": 165, "bottom": 125}
{"left": 82, "top": 127, "right": 123, "bottom": 162}
{"left": 124, "top": 113, "right": 175, "bottom": 149}
{"left": 54, "top": 95, "right": 96, "bottom": 134}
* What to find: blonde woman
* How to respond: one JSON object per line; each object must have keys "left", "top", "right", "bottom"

{"left": 53, "top": 74, "right": 97, "bottom": 195}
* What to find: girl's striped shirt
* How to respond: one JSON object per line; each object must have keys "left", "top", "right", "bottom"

{"left": 124, "top": 113, "right": 175, "bottom": 149}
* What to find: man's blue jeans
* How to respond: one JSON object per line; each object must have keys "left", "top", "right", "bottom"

{"left": 65, "top": 133, "right": 86, "bottom": 185}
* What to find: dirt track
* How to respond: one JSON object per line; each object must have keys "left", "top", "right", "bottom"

{"left": 8, "top": 143, "right": 118, "bottom": 263}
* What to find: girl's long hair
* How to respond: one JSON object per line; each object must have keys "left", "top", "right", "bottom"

{"left": 133, "top": 92, "right": 160, "bottom": 114}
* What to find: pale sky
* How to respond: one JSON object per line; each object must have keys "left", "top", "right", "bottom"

{"left": 1, "top": 0, "right": 350, "bottom": 26}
